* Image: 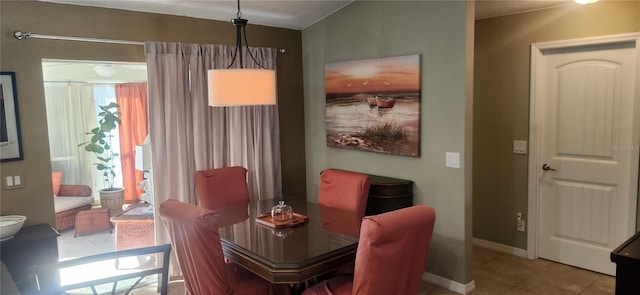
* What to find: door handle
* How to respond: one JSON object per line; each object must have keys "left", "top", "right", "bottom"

{"left": 542, "top": 164, "right": 556, "bottom": 171}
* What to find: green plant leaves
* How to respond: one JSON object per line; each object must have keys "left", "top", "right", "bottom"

{"left": 84, "top": 143, "right": 104, "bottom": 154}
{"left": 81, "top": 102, "right": 121, "bottom": 189}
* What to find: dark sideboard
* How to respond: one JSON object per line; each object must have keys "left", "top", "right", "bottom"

{"left": 611, "top": 231, "right": 640, "bottom": 295}
{"left": 0, "top": 223, "right": 59, "bottom": 294}
{"left": 365, "top": 174, "right": 413, "bottom": 215}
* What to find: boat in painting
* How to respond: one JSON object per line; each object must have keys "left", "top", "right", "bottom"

{"left": 376, "top": 97, "right": 396, "bottom": 108}
{"left": 366, "top": 96, "right": 378, "bottom": 107}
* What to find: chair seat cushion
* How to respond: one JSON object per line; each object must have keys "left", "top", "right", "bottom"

{"left": 54, "top": 196, "right": 94, "bottom": 213}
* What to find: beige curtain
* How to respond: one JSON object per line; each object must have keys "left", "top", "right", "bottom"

{"left": 145, "top": 42, "right": 282, "bottom": 278}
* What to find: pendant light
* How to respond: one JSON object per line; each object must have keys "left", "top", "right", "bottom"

{"left": 208, "top": 0, "right": 277, "bottom": 107}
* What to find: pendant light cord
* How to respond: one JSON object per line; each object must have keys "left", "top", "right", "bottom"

{"left": 226, "top": 0, "right": 266, "bottom": 70}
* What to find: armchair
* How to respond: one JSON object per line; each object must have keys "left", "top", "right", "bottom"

{"left": 52, "top": 171, "right": 94, "bottom": 231}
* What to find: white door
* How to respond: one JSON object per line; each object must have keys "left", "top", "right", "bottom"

{"left": 531, "top": 34, "right": 640, "bottom": 275}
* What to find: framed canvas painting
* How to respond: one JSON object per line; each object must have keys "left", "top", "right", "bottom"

{"left": 1, "top": 72, "right": 23, "bottom": 162}
{"left": 325, "top": 55, "right": 421, "bottom": 157}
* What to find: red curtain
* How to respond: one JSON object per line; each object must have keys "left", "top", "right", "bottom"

{"left": 116, "top": 83, "right": 148, "bottom": 203}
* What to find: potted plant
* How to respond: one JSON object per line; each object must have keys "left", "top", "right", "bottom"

{"left": 79, "top": 102, "right": 124, "bottom": 213}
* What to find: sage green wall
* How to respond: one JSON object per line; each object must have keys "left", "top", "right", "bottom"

{"left": 0, "top": 1, "right": 306, "bottom": 227}
{"left": 302, "top": 0, "right": 474, "bottom": 284}
{"left": 473, "top": 1, "right": 640, "bottom": 249}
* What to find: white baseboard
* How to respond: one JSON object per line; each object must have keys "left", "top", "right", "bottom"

{"left": 420, "top": 239, "right": 527, "bottom": 294}
{"left": 473, "top": 238, "right": 527, "bottom": 258}
{"left": 422, "top": 272, "right": 476, "bottom": 295}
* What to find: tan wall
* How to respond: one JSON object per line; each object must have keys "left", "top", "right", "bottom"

{"left": 303, "top": 0, "right": 474, "bottom": 284}
{"left": 0, "top": 0, "right": 306, "bottom": 227}
{"left": 473, "top": 0, "right": 640, "bottom": 249}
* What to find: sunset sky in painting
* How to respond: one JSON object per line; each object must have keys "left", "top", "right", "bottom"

{"left": 325, "top": 55, "right": 420, "bottom": 95}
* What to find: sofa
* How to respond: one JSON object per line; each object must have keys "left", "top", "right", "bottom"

{"left": 52, "top": 171, "right": 94, "bottom": 231}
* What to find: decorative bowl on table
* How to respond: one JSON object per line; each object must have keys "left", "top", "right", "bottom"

{"left": 271, "top": 200, "right": 293, "bottom": 222}
{"left": 0, "top": 215, "right": 26, "bottom": 241}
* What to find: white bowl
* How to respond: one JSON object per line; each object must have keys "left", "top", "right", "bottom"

{"left": 0, "top": 215, "right": 26, "bottom": 241}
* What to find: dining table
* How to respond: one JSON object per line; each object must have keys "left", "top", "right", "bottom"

{"left": 216, "top": 198, "right": 362, "bottom": 284}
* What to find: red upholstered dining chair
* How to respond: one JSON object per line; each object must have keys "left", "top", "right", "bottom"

{"left": 318, "top": 169, "right": 371, "bottom": 219}
{"left": 317, "top": 169, "right": 370, "bottom": 276}
{"left": 158, "top": 199, "right": 275, "bottom": 295}
{"left": 303, "top": 205, "right": 436, "bottom": 295}
{"left": 195, "top": 166, "right": 250, "bottom": 210}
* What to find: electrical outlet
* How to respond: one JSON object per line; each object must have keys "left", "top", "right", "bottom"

{"left": 445, "top": 152, "right": 460, "bottom": 168}
{"left": 513, "top": 140, "right": 528, "bottom": 154}
{"left": 516, "top": 212, "right": 525, "bottom": 232}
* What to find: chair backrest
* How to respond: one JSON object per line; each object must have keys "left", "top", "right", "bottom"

{"left": 195, "top": 166, "right": 250, "bottom": 210}
{"left": 31, "top": 244, "right": 172, "bottom": 295}
{"left": 352, "top": 205, "right": 436, "bottom": 295}
{"left": 159, "top": 199, "right": 231, "bottom": 295}
{"left": 318, "top": 169, "right": 371, "bottom": 219}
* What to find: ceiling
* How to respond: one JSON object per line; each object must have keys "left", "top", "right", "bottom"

{"left": 39, "top": 0, "right": 353, "bottom": 30}
{"left": 39, "top": 0, "right": 583, "bottom": 82}
{"left": 40, "top": 0, "right": 577, "bottom": 30}
{"left": 476, "top": 0, "right": 573, "bottom": 20}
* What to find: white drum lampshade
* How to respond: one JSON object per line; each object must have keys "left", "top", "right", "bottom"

{"left": 208, "top": 69, "right": 276, "bottom": 107}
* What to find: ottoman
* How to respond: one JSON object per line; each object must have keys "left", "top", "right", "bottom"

{"left": 74, "top": 208, "right": 112, "bottom": 237}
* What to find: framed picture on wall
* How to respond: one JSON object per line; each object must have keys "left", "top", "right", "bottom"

{"left": 325, "top": 54, "right": 421, "bottom": 157}
{"left": 0, "top": 72, "right": 23, "bottom": 162}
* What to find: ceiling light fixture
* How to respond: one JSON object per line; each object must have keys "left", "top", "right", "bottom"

{"left": 94, "top": 64, "right": 119, "bottom": 77}
{"left": 207, "top": 0, "right": 277, "bottom": 107}
{"left": 575, "top": 0, "right": 599, "bottom": 4}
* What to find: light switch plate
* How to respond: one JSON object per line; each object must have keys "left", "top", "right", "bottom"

{"left": 446, "top": 152, "right": 460, "bottom": 168}
{"left": 3, "top": 174, "right": 24, "bottom": 190}
{"left": 513, "top": 140, "right": 527, "bottom": 154}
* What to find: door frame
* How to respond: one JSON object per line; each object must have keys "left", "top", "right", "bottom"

{"left": 527, "top": 32, "right": 640, "bottom": 260}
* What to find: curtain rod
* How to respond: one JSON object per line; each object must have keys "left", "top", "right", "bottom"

{"left": 13, "top": 30, "right": 144, "bottom": 46}
{"left": 13, "top": 30, "right": 287, "bottom": 54}
{"left": 44, "top": 81, "right": 147, "bottom": 85}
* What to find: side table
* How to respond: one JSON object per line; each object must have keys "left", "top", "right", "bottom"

{"left": 0, "top": 223, "right": 59, "bottom": 294}
{"left": 110, "top": 203, "right": 155, "bottom": 251}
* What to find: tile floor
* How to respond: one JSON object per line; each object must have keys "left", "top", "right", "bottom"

{"left": 58, "top": 231, "right": 616, "bottom": 295}
{"left": 58, "top": 228, "right": 115, "bottom": 260}
{"left": 460, "top": 247, "right": 615, "bottom": 295}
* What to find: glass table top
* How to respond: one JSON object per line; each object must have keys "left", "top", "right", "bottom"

{"left": 216, "top": 198, "right": 361, "bottom": 280}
